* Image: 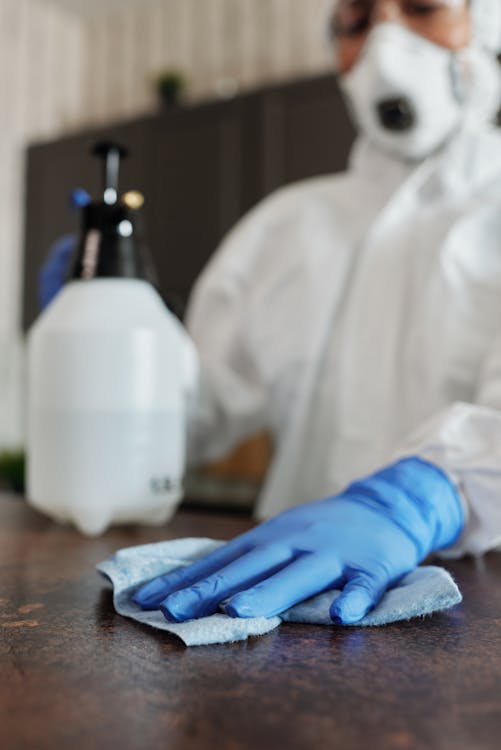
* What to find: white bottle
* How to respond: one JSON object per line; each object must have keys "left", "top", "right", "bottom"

{"left": 27, "top": 142, "right": 197, "bottom": 536}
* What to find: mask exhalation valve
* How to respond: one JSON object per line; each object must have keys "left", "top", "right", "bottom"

{"left": 377, "top": 97, "right": 416, "bottom": 132}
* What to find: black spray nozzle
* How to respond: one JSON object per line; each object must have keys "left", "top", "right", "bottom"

{"left": 69, "top": 140, "right": 156, "bottom": 287}
{"left": 92, "top": 141, "right": 129, "bottom": 205}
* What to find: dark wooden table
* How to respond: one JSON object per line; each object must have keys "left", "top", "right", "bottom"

{"left": 1, "top": 492, "right": 500, "bottom": 750}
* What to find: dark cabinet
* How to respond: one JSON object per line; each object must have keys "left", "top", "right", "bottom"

{"left": 150, "top": 99, "right": 248, "bottom": 311}
{"left": 23, "top": 73, "right": 355, "bottom": 329}
{"left": 260, "top": 75, "right": 354, "bottom": 193}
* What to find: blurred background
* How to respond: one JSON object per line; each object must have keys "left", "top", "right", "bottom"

{"left": 0, "top": 0, "right": 355, "bottom": 506}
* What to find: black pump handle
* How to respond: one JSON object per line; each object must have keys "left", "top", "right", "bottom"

{"left": 92, "top": 141, "right": 129, "bottom": 205}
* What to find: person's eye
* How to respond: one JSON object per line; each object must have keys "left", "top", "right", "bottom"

{"left": 404, "top": 1, "right": 442, "bottom": 15}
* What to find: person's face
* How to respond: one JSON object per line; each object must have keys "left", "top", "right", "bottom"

{"left": 331, "top": 0, "right": 472, "bottom": 74}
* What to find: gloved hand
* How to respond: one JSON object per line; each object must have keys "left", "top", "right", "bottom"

{"left": 39, "top": 234, "right": 77, "bottom": 310}
{"left": 133, "top": 457, "right": 464, "bottom": 624}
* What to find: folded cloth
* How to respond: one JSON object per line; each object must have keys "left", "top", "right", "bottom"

{"left": 97, "top": 538, "right": 462, "bottom": 647}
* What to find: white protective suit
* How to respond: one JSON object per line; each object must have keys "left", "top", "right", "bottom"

{"left": 184, "top": 2, "right": 501, "bottom": 558}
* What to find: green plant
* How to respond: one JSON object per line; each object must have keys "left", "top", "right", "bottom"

{"left": 0, "top": 450, "right": 25, "bottom": 494}
{"left": 155, "top": 70, "right": 186, "bottom": 106}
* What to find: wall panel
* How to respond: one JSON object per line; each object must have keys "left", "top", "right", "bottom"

{"left": 0, "top": 0, "right": 85, "bottom": 446}
{"left": 81, "top": 0, "right": 333, "bottom": 123}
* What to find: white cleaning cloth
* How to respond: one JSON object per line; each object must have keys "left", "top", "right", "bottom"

{"left": 97, "top": 537, "right": 462, "bottom": 647}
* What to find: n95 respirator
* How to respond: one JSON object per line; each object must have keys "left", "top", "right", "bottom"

{"left": 339, "top": 22, "right": 467, "bottom": 162}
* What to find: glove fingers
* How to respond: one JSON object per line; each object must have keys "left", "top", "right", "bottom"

{"left": 330, "top": 570, "right": 388, "bottom": 625}
{"left": 225, "top": 554, "right": 344, "bottom": 619}
{"left": 160, "top": 543, "right": 296, "bottom": 622}
{"left": 132, "top": 538, "right": 254, "bottom": 610}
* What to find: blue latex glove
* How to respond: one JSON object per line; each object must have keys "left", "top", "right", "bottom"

{"left": 133, "top": 457, "right": 464, "bottom": 624}
{"left": 39, "top": 234, "right": 76, "bottom": 310}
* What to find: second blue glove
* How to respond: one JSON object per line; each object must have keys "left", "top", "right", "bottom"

{"left": 39, "top": 234, "right": 76, "bottom": 310}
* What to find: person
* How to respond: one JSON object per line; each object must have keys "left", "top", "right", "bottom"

{"left": 43, "top": 0, "right": 501, "bottom": 625}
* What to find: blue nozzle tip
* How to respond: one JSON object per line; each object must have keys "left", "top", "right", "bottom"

{"left": 70, "top": 188, "right": 91, "bottom": 210}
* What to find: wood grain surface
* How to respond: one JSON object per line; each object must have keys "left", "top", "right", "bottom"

{"left": 1, "top": 492, "right": 500, "bottom": 750}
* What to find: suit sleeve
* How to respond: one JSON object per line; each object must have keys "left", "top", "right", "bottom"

{"left": 182, "top": 214, "right": 270, "bottom": 467}
{"left": 393, "top": 334, "right": 501, "bottom": 557}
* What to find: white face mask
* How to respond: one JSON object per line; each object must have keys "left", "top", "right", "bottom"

{"left": 339, "top": 23, "right": 466, "bottom": 162}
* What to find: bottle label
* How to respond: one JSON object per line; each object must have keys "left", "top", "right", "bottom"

{"left": 150, "top": 477, "right": 181, "bottom": 495}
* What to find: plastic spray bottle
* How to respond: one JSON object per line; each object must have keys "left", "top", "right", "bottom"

{"left": 27, "top": 142, "right": 196, "bottom": 535}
